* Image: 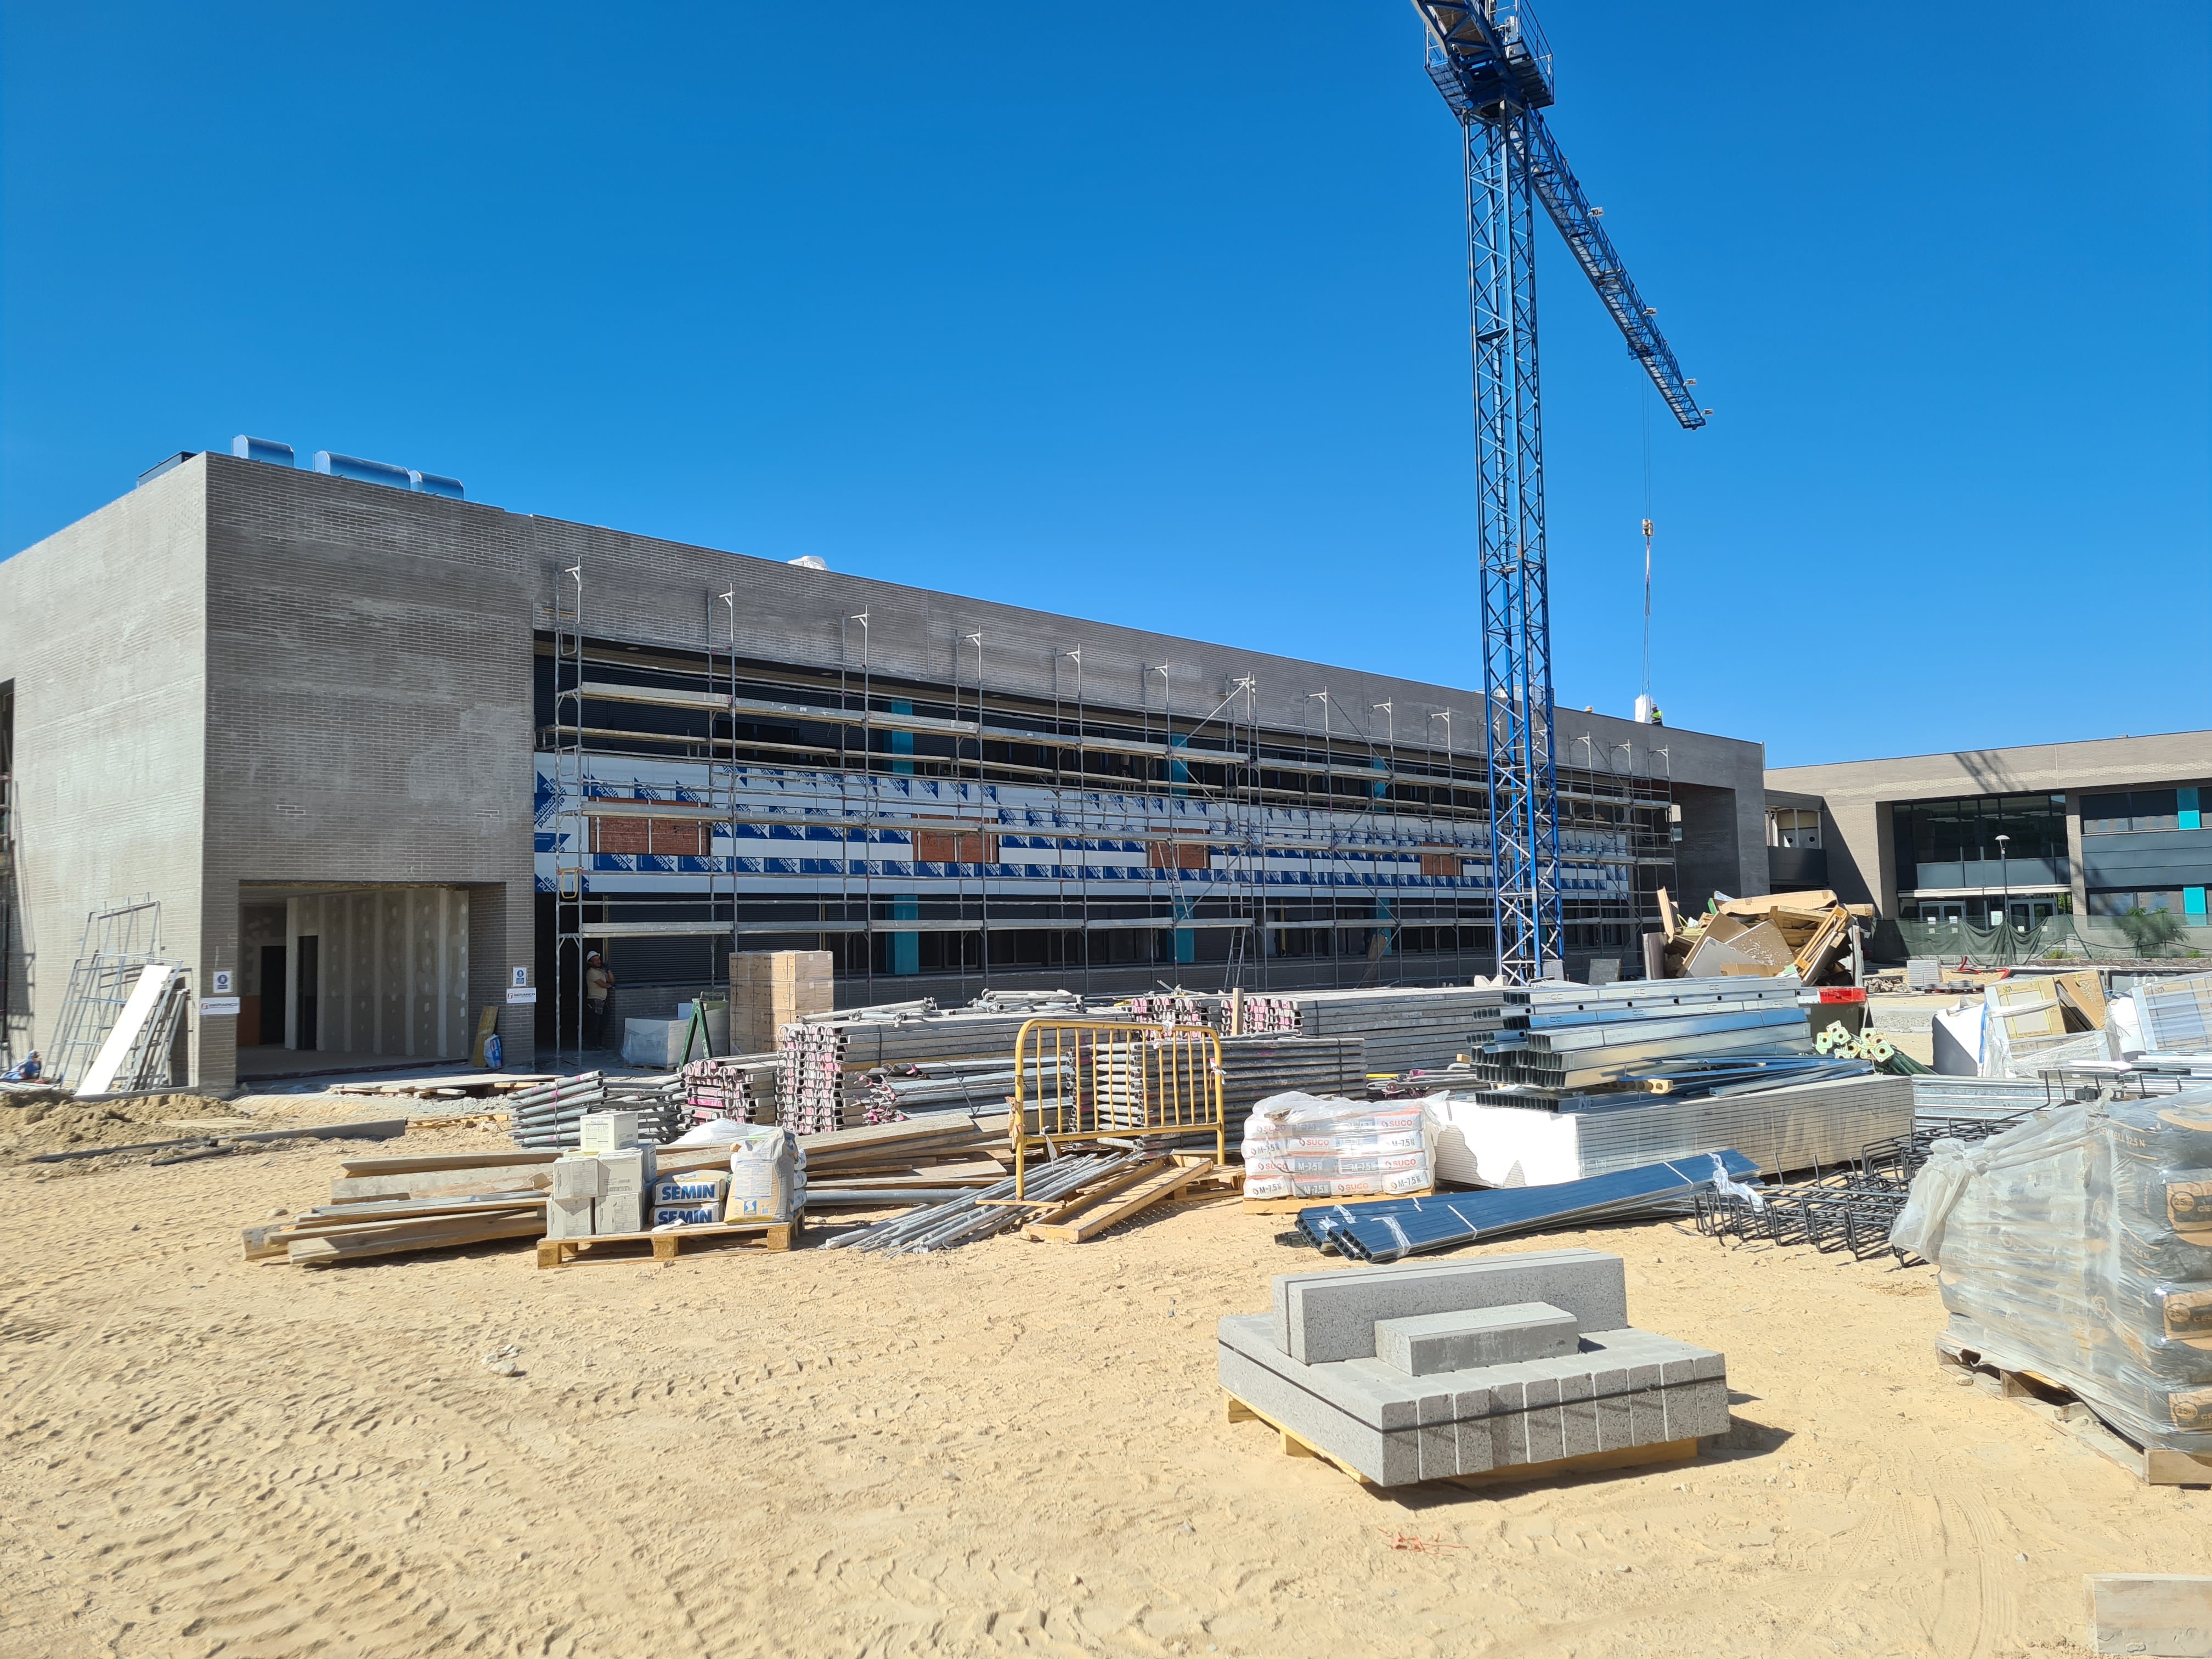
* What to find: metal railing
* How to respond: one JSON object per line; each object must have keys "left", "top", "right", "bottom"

{"left": 1008, "top": 1020, "right": 1225, "bottom": 1195}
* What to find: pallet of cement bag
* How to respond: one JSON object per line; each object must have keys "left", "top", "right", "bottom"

{"left": 535, "top": 1213, "right": 803, "bottom": 1268}
{"left": 1937, "top": 1331, "right": 2212, "bottom": 1488}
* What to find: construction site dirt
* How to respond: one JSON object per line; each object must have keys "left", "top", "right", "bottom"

{"left": 2, "top": 1127, "right": 2204, "bottom": 1659}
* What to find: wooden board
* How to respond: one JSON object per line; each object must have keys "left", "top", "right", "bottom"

{"left": 287, "top": 1212, "right": 545, "bottom": 1265}
{"left": 2087, "top": 1574, "right": 2212, "bottom": 1656}
{"left": 331, "top": 1165, "right": 555, "bottom": 1203}
{"left": 1938, "top": 1334, "right": 2212, "bottom": 1487}
{"left": 535, "top": 1215, "right": 802, "bottom": 1268}
{"left": 1223, "top": 1391, "right": 1699, "bottom": 1491}
{"left": 1243, "top": 1186, "right": 1433, "bottom": 1216}
{"left": 1024, "top": 1159, "right": 1218, "bottom": 1243}
{"left": 246, "top": 1197, "right": 545, "bottom": 1260}
{"left": 337, "top": 1149, "right": 562, "bottom": 1178}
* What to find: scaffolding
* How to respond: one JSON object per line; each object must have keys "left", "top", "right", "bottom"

{"left": 532, "top": 584, "right": 1678, "bottom": 1009}
{"left": 46, "top": 898, "right": 167, "bottom": 1088}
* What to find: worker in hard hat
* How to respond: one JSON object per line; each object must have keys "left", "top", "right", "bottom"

{"left": 584, "top": 951, "right": 614, "bottom": 1049}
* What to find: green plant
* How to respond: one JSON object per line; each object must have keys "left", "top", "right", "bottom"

{"left": 2116, "top": 905, "right": 2186, "bottom": 956}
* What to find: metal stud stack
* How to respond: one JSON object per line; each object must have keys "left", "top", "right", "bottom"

{"left": 1475, "top": 976, "right": 1813, "bottom": 1094}
{"left": 1238, "top": 986, "right": 1504, "bottom": 1073}
{"left": 777, "top": 1007, "right": 1136, "bottom": 1135}
{"left": 507, "top": 1071, "right": 687, "bottom": 1148}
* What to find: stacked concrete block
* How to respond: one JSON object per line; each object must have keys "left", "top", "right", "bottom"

{"left": 551, "top": 1142, "right": 658, "bottom": 1236}
{"left": 1219, "top": 1248, "right": 1728, "bottom": 1487}
{"left": 595, "top": 1146, "right": 656, "bottom": 1235}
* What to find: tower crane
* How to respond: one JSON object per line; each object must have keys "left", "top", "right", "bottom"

{"left": 1410, "top": 0, "right": 1707, "bottom": 982}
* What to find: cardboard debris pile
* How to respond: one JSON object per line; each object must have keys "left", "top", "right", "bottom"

{"left": 1655, "top": 888, "right": 1874, "bottom": 986}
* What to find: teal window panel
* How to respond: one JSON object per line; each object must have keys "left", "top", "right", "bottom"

{"left": 2188, "top": 887, "right": 2208, "bottom": 918}
{"left": 2181, "top": 786, "right": 2202, "bottom": 831}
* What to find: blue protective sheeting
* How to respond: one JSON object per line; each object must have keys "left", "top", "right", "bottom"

{"left": 1296, "top": 1150, "right": 1762, "bottom": 1263}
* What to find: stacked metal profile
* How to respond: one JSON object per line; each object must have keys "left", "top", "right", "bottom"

{"left": 1214, "top": 1035, "right": 1368, "bottom": 1142}
{"left": 1562, "top": 1074, "right": 1912, "bottom": 1180}
{"left": 778, "top": 1008, "right": 1135, "bottom": 1135}
{"left": 1906, "top": 1074, "right": 2054, "bottom": 1123}
{"left": 827, "top": 1149, "right": 1150, "bottom": 1253}
{"left": 1126, "top": 991, "right": 1228, "bottom": 1028}
{"left": 2137, "top": 973, "right": 2212, "bottom": 1056}
{"left": 1239, "top": 986, "right": 1504, "bottom": 1074}
{"left": 849, "top": 1056, "right": 1066, "bottom": 1119}
{"left": 1474, "top": 976, "right": 1814, "bottom": 1094}
{"left": 507, "top": 1071, "right": 687, "bottom": 1148}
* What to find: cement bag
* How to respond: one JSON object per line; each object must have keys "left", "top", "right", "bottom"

{"left": 728, "top": 1127, "right": 804, "bottom": 1221}
{"left": 650, "top": 1172, "right": 729, "bottom": 1227}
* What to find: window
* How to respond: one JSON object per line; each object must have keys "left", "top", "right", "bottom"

{"left": 2084, "top": 789, "right": 2183, "bottom": 834}
{"left": 2089, "top": 889, "right": 2184, "bottom": 917}
{"left": 1892, "top": 792, "right": 2068, "bottom": 883}
{"left": 1767, "top": 808, "right": 1821, "bottom": 849}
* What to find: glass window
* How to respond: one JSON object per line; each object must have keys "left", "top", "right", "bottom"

{"left": 2083, "top": 793, "right": 2131, "bottom": 834}
{"left": 2132, "top": 789, "right": 2180, "bottom": 832}
{"left": 2090, "top": 888, "right": 2186, "bottom": 916}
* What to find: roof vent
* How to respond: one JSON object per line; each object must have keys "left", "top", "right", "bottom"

{"left": 788, "top": 554, "right": 828, "bottom": 571}
{"left": 408, "top": 469, "right": 465, "bottom": 499}
{"left": 232, "top": 435, "right": 296, "bottom": 466}
{"left": 313, "top": 451, "right": 412, "bottom": 490}
{"left": 137, "top": 452, "right": 196, "bottom": 487}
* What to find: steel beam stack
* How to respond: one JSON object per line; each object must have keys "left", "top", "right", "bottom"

{"left": 1239, "top": 986, "right": 1504, "bottom": 1074}
{"left": 1214, "top": 1034, "right": 1368, "bottom": 1141}
{"left": 1474, "top": 976, "right": 1813, "bottom": 1095}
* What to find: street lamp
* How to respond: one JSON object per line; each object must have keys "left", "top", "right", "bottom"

{"left": 1994, "top": 833, "right": 2012, "bottom": 956}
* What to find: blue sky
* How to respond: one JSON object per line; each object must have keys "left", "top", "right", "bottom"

{"left": 4, "top": 3, "right": 2206, "bottom": 766}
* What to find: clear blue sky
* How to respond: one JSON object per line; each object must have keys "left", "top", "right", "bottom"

{"left": 5, "top": 4, "right": 2207, "bottom": 765}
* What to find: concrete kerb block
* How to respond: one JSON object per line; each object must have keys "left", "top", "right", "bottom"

{"left": 551, "top": 1156, "right": 608, "bottom": 1201}
{"left": 1273, "top": 1248, "right": 1630, "bottom": 1365}
{"left": 1376, "top": 1302, "right": 1579, "bottom": 1375}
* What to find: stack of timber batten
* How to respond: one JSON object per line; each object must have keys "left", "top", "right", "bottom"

{"left": 1239, "top": 986, "right": 1504, "bottom": 1075}
{"left": 245, "top": 1149, "right": 558, "bottom": 1265}
{"left": 777, "top": 1006, "right": 1136, "bottom": 1135}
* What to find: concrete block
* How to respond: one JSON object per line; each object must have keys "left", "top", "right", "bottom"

{"left": 597, "top": 1189, "right": 645, "bottom": 1235}
{"left": 551, "top": 1156, "right": 607, "bottom": 1200}
{"left": 579, "top": 1111, "right": 639, "bottom": 1152}
{"left": 598, "top": 1148, "right": 654, "bottom": 1193}
{"left": 1219, "top": 1312, "right": 1728, "bottom": 1486}
{"left": 1376, "top": 1302, "right": 1579, "bottom": 1375}
{"left": 1273, "top": 1249, "right": 1628, "bottom": 1365}
{"left": 547, "top": 1195, "right": 595, "bottom": 1239}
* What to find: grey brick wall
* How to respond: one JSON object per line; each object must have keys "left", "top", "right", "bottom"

{"left": 200, "top": 455, "right": 538, "bottom": 1086}
{"left": 0, "top": 464, "right": 208, "bottom": 1073}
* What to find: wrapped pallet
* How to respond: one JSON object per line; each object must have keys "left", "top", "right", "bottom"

{"left": 1239, "top": 1092, "right": 1431, "bottom": 1203}
{"left": 1893, "top": 1087, "right": 2212, "bottom": 1451}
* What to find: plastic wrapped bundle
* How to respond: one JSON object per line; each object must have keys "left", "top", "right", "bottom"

{"left": 1893, "top": 1086, "right": 2212, "bottom": 1451}
{"left": 1240, "top": 1093, "right": 1431, "bottom": 1202}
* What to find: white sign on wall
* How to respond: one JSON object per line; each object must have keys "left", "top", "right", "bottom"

{"left": 512, "top": 967, "right": 530, "bottom": 988}
{"left": 199, "top": 997, "right": 242, "bottom": 1018}
{"left": 211, "top": 970, "right": 234, "bottom": 995}
{"left": 506, "top": 986, "right": 538, "bottom": 1005}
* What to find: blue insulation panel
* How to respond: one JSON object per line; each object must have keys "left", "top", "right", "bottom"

{"left": 1295, "top": 1150, "right": 1761, "bottom": 1262}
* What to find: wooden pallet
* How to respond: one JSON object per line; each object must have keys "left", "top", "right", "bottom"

{"left": 1242, "top": 1186, "right": 1435, "bottom": 1216}
{"left": 1937, "top": 1333, "right": 2212, "bottom": 1487}
{"left": 1223, "top": 1391, "right": 1698, "bottom": 1491}
{"left": 536, "top": 1215, "right": 802, "bottom": 1268}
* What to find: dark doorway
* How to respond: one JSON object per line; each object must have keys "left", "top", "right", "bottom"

{"left": 258, "top": 944, "right": 287, "bottom": 1045}
{"left": 296, "top": 936, "right": 320, "bottom": 1051}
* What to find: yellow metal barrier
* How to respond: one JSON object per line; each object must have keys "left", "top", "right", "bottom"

{"left": 1009, "top": 1020, "right": 1226, "bottom": 1196}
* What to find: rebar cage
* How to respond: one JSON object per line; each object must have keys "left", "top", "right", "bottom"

{"left": 1009, "top": 1020, "right": 1226, "bottom": 1195}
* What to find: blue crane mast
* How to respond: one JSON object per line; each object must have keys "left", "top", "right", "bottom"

{"left": 1410, "top": 0, "right": 1706, "bottom": 983}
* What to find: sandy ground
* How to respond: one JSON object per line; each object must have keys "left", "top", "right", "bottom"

{"left": 2, "top": 1124, "right": 2204, "bottom": 1659}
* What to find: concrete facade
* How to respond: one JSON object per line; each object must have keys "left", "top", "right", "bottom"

{"left": 2, "top": 452, "right": 1776, "bottom": 1089}
{"left": 1767, "top": 733, "right": 2212, "bottom": 924}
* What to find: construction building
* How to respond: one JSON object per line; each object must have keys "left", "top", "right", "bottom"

{"left": 1767, "top": 731, "right": 2212, "bottom": 958}
{"left": 0, "top": 448, "right": 1773, "bottom": 1090}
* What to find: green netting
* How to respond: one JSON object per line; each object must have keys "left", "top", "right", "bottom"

{"left": 1897, "top": 914, "right": 2212, "bottom": 967}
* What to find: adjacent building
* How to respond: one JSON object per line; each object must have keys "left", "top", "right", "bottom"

{"left": 1, "top": 447, "right": 1776, "bottom": 1090}
{"left": 1765, "top": 732, "right": 2212, "bottom": 954}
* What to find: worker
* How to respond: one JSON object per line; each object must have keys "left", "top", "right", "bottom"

{"left": 1645, "top": 703, "right": 1664, "bottom": 726}
{"left": 2, "top": 1050, "right": 41, "bottom": 1082}
{"left": 584, "top": 951, "right": 614, "bottom": 1049}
